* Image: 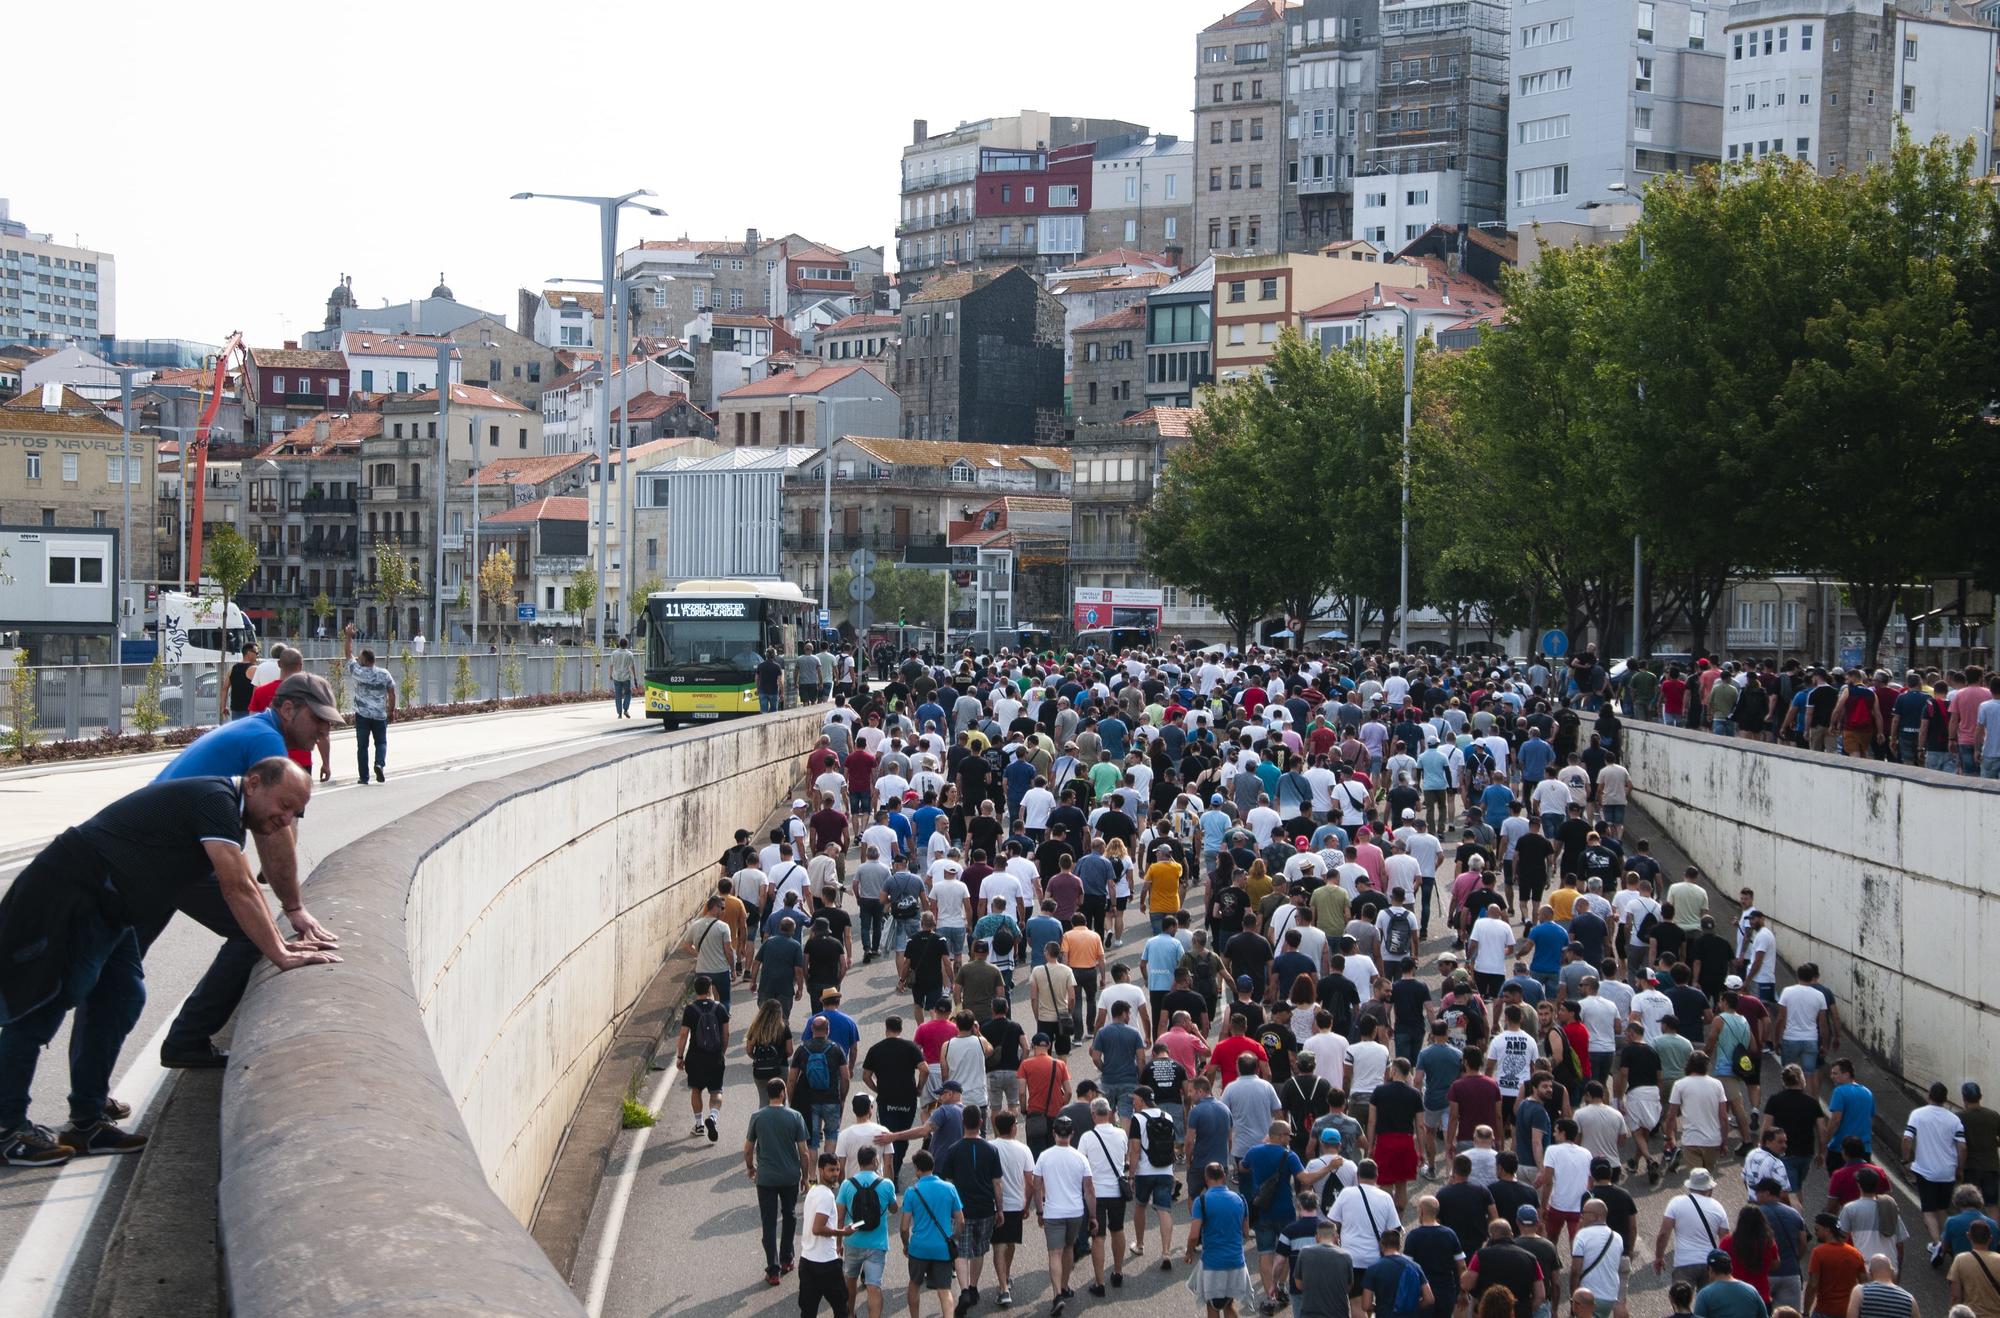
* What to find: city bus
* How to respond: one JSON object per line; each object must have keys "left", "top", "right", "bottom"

{"left": 635, "top": 579, "right": 815, "bottom": 729}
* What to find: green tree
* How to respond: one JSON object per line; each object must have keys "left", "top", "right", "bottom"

{"left": 478, "top": 549, "right": 516, "bottom": 645}
{"left": 829, "top": 564, "right": 954, "bottom": 630}
{"left": 1141, "top": 400, "right": 1285, "bottom": 650}
{"left": 500, "top": 646, "right": 521, "bottom": 698}
{"left": 6, "top": 648, "right": 36, "bottom": 755}
{"left": 564, "top": 574, "right": 596, "bottom": 643}
{"left": 450, "top": 652, "right": 478, "bottom": 704}
{"left": 311, "top": 590, "right": 333, "bottom": 640}
{"left": 399, "top": 646, "right": 421, "bottom": 708}
{"left": 373, "top": 553, "right": 417, "bottom": 641}
{"left": 203, "top": 526, "right": 258, "bottom": 656}
{"left": 132, "top": 650, "right": 166, "bottom": 736}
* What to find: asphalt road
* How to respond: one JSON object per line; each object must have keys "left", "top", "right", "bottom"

{"left": 576, "top": 811, "right": 1954, "bottom": 1318}
{"left": 0, "top": 699, "right": 658, "bottom": 1317}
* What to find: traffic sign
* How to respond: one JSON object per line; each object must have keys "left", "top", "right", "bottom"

{"left": 848, "top": 547, "right": 878, "bottom": 575}
{"left": 517, "top": 604, "right": 537, "bottom": 622}
{"left": 1540, "top": 629, "right": 1568, "bottom": 658}
{"left": 817, "top": 609, "right": 831, "bottom": 628}
{"left": 848, "top": 576, "right": 877, "bottom": 602}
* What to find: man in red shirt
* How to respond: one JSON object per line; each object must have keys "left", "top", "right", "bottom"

{"left": 246, "top": 646, "right": 329, "bottom": 780}
{"left": 805, "top": 735, "right": 842, "bottom": 780}
{"left": 1206, "top": 1012, "right": 1270, "bottom": 1092}
{"left": 843, "top": 743, "right": 879, "bottom": 816}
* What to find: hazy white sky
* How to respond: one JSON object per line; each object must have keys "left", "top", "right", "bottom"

{"left": 11, "top": 0, "right": 1229, "bottom": 347}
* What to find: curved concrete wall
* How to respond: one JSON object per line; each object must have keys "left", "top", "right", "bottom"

{"left": 1625, "top": 722, "right": 2000, "bottom": 1089}
{"left": 218, "top": 708, "right": 820, "bottom": 1318}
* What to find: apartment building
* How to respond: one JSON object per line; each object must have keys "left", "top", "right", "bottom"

{"left": 241, "top": 344, "right": 352, "bottom": 444}
{"left": 715, "top": 363, "right": 900, "bottom": 450}
{"left": 1089, "top": 135, "right": 1196, "bottom": 255}
{"left": 1071, "top": 305, "right": 1147, "bottom": 426}
{"left": 813, "top": 313, "right": 901, "bottom": 385}
{"left": 0, "top": 200, "right": 115, "bottom": 347}
{"left": 0, "top": 387, "right": 154, "bottom": 587}
{"left": 1722, "top": 0, "right": 1997, "bottom": 175}
{"left": 236, "top": 413, "right": 370, "bottom": 633}
{"left": 1143, "top": 260, "right": 1217, "bottom": 410}
{"left": 1194, "top": 1, "right": 1292, "bottom": 260}
{"left": 1506, "top": 1, "right": 1726, "bottom": 230}
{"left": 897, "top": 112, "right": 1150, "bottom": 287}
{"left": 1210, "top": 245, "right": 1426, "bottom": 380}
{"left": 897, "top": 267, "right": 1066, "bottom": 444}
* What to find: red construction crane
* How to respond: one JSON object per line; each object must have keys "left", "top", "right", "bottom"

{"left": 186, "top": 333, "right": 244, "bottom": 579}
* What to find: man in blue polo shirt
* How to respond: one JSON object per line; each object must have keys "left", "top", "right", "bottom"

{"left": 150, "top": 672, "right": 343, "bottom": 1069}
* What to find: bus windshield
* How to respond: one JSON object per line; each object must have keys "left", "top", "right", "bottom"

{"left": 649, "top": 616, "right": 763, "bottom": 678}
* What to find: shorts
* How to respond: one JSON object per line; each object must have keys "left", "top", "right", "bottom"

{"left": 988, "top": 1070, "right": 1019, "bottom": 1109}
{"left": 942, "top": 926, "right": 968, "bottom": 955}
{"left": 1043, "top": 1216, "right": 1088, "bottom": 1250}
{"left": 1186, "top": 1264, "right": 1255, "bottom": 1306}
{"left": 1135, "top": 1174, "right": 1175, "bottom": 1209}
{"left": 1374, "top": 1131, "right": 1420, "bottom": 1184}
{"left": 843, "top": 1247, "right": 888, "bottom": 1285}
{"left": 682, "top": 1050, "right": 725, "bottom": 1092}
{"left": 1253, "top": 1221, "right": 1281, "bottom": 1253}
{"left": 1601, "top": 804, "right": 1626, "bottom": 824}
{"left": 961, "top": 1213, "right": 996, "bottom": 1258}
{"left": 1095, "top": 1195, "right": 1127, "bottom": 1233}
{"left": 1919, "top": 1174, "right": 1958, "bottom": 1213}
{"left": 907, "top": 1256, "right": 955, "bottom": 1291}
{"left": 1681, "top": 1143, "right": 1721, "bottom": 1171}
{"left": 1979, "top": 1171, "right": 2000, "bottom": 1207}
{"left": 1623, "top": 1086, "right": 1662, "bottom": 1132}
{"left": 1423, "top": 1106, "right": 1449, "bottom": 1130}
{"left": 1781, "top": 1038, "right": 1820, "bottom": 1071}
{"left": 993, "top": 1209, "right": 1026, "bottom": 1245}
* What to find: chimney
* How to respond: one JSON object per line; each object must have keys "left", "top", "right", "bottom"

{"left": 912, "top": 118, "right": 928, "bottom": 145}
{"left": 1163, "top": 244, "right": 1185, "bottom": 270}
{"left": 1371, "top": 282, "right": 1382, "bottom": 306}
{"left": 315, "top": 418, "right": 330, "bottom": 443}
{"left": 283, "top": 339, "right": 299, "bottom": 350}
{"left": 746, "top": 227, "right": 759, "bottom": 253}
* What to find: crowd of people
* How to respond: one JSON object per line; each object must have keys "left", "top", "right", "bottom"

{"left": 669, "top": 641, "right": 2000, "bottom": 1318}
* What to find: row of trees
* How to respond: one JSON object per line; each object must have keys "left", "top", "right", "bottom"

{"left": 1146, "top": 132, "right": 1997, "bottom": 663}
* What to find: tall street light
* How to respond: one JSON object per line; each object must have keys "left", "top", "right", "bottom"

{"left": 106, "top": 365, "right": 145, "bottom": 635}
{"left": 796, "top": 392, "right": 884, "bottom": 623}
{"left": 1588, "top": 180, "right": 1647, "bottom": 653}
{"left": 429, "top": 338, "right": 459, "bottom": 647}
{"left": 511, "top": 189, "right": 667, "bottom": 645}
{"left": 1358, "top": 299, "right": 1417, "bottom": 654}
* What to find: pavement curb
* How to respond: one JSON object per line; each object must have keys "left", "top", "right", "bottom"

{"left": 86, "top": 1070, "right": 223, "bottom": 1318}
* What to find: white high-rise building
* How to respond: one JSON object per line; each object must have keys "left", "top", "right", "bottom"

{"left": 0, "top": 199, "right": 116, "bottom": 346}
{"left": 1505, "top": 1, "right": 1727, "bottom": 230}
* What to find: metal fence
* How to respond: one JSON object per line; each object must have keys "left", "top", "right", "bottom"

{"left": 4, "top": 648, "right": 612, "bottom": 740}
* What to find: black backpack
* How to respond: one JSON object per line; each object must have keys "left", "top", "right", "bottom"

{"left": 846, "top": 1174, "right": 886, "bottom": 1233}
{"left": 691, "top": 1000, "right": 726, "bottom": 1054}
{"left": 993, "top": 923, "right": 1017, "bottom": 956}
{"left": 1141, "top": 1110, "right": 1177, "bottom": 1168}
{"left": 1383, "top": 908, "right": 1414, "bottom": 960}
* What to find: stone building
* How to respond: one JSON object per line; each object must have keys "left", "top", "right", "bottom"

{"left": 897, "top": 267, "right": 1066, "bottom": 444}
{"left": 1070, "top": 305, "right": 1146, "bottom": 426}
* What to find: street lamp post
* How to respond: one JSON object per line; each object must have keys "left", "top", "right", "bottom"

{"left": 106, "top": 366, "right": 146, "bottom": 635}
{"left": 511, "top": 189, "right": 667, "bottom": 645}
{"left": 799, "top": 393, "right": 884, "bottom": 624}
{"left": 1359, "top": 301, "right": 1417, "bottom": 654}
{"left": 1603, "top": 181, "right": 1646, "bottom": 653}
{"left": 430, "top": 339, "right": 458, "bottom": 648}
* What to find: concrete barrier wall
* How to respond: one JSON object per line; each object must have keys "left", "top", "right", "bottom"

{"left": 217, "top": 707, "right": 821, "bottom": 1318}
{"left": 1624, "top": 722, "right": 2000, "bottom": 1090}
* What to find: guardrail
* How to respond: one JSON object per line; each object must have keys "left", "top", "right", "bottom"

{"left": 217, "top": 706, "right": 822, "bottom": 1317}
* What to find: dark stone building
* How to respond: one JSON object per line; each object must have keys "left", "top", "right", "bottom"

{"left": 897, "top": 266, "right": 1066, "bottom": 445}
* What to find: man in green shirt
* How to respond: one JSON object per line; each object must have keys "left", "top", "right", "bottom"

{"left": 745, "top": 1077, "right": 811, "bottom": 1282}
{"left": 1624, "top": 661, "right": 1660, "bottom": 723}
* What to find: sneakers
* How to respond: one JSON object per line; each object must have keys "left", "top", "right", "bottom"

{"left": 1647, "top": 1159, "right": 1663, "bottom": 1186}
{"left": 1662, "top": 1146, "right": 1683, "bottom": 1174}
{"left": 0, "top": 1124, "right": 74, "bottom": 1167}
{"left": 691, "top": 1121, "right": 707, "bottom": 1138}
{"left": 1931, "top": 1240, "right": 1947, "bottom": 1269}
{"left": 102, "top": 1098, "right": 131, "bottom": 1122}
{"left": 996, "top": 1288, "right": 1013, "bottom": 1308}
{"left": 765, "top": 1269, "right": 781, "bottom": 1287}
{"left": 1160, "top": 1258, "right": 1173, "bottom": 1272}
{"left": 1086, "top": 1282, "right": 1106, "bottom": 1298}
{"left": 159, "top": 1041, "right": 228, "bottom": 1070}
{"left": 59, "top": 1120, "right": 146, "bottom": 1156}
{"left": 956, "top": 1288, "right": 974, "bottom": 1317}
{"left": 1109, "top": 1271, "right": 1124, "bottom": 1288}
{"left": 375, "top": 766, "right": 386, "bottom": 783}
{"left": 705, "top": 1115, "right": 719, "bottom": 1143}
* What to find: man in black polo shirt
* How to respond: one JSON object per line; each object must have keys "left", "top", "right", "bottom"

{"left": 0, "top": 759, "right": 337, "bottom": 1166}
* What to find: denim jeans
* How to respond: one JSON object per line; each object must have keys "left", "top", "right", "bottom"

{"left": 354, "top": 714, "right": 387, "bottom": 779}
{"left": 1984, "top": 756, "right": 2000, "bottom": 781}
{"left": 758, "top": 691, "right": 781, "bottom": 714}
{"left": 941, "top": 926, "right": 967, "bottom": 956}
{"left": 806, "top": 1101, "right": 842, "bottom": 1150}
{"left": 1712, "top": 718, "right": 1735, "bottom": 736}
{"left": 858, "top": 899, "right": 886, "bottom": 956}
{"left": 0, "top": 907, "right": 145, "bottom": 1130}
{"left": 1960, "top": 746, "right": 1981, "bottom": 774}
{"left": 1663, "top": 713, "right": 1683, "bottom": 727}
{"left": 1926, "top": 750, "right": 1957, "bottom": 772}
{"left": 1418, "top": 875, "right": 1438, "bottom": 936}
{"left": 889, "top": 917, "right": 921, "bottom": 953}
{"left": 611, "top": 679, "right": 632, "bottom": 716}
{"left": 756, "top": 1182, "right": 799, "bottom": 1270}
{"left": 158, "top": 874, "right": 264, "bottom": 1055}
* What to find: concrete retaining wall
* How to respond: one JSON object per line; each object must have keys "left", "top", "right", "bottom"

{"left": 217, "top": 707, "right": 821, "bottom": 1318}
{"left": 1624, "top": 722, "right": 2000, "bottom": 1089}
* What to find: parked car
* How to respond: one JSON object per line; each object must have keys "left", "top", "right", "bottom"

{"left": 159, "top": 671, "right": 219, "bottom": 724}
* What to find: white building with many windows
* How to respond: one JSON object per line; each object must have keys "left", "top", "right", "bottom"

{"left": 1506, "top": 1, "right": 1726, "bottom": 230}
{"left": 0, "top": 200, "right": 115, "bottom": 347}
{"left": 1352, "top": 171, "right": 1463, "bottom": 247}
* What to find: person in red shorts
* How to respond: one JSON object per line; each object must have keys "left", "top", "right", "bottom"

{"left": 1368, "top": 1057, "right": 1427, "bottom": 1208}
{"left": 246, "top": 646, "right": 329, "bottom": 780}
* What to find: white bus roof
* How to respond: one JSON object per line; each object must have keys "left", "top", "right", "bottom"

{"left": 652, "top": 579, "right": 811, "bottom": 603}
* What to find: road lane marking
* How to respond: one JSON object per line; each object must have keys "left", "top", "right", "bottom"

{"left": 581, "top": 1060, "right": 682, "bottom": 1318}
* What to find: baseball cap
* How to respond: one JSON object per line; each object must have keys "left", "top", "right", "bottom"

{"left": 1514, "top": 1205, "right": 1538, "bottom": 1224}
{"left": 792, "top": 798, "right": 808, "bottom": 808}
{"left": 1210, "top": 793, "right": 1224, "bottom": 805}
{"left": 1400, "top": 808, "right": 1415, "bottom": 820}
{"left": 1706, "top": 1249, "right": 1732, "bottom": 1270}
{"left": 1294, "top": 835, "right": 1310, "bottom": 847}
{"left": 1745, "top": 907, "right": 1763, "bottom": 919}
{"left": 1315, "top": 1126, "right": 1342, "bottom": 1146}
{"left": 1052, "top": 1115, "right": 1075, "bottom": 1136}
{"left": 1437, "top": 950, "right": 1460, "bottom": 965}
{"left": 734, "top": 828, "right": 752, "bottom": 840}
{"left": 1236, "top": 974, "right": 1255, "bottom": 991}
{"left": 939, "top": 1079, "right": 964, "bottom": 1093}
{"left": 274, "top": 673, "right": 344, "bottom": 724}
{"left": 1032, "top": 1031, "right": 1053, "bottom": 1046}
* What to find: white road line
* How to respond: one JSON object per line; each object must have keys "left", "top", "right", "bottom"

{"left": 0, "top": 1012, "right": 175, "bottom": 1318}
{"left": 581, "top": 1060, "right": 682, "bottom": 1318}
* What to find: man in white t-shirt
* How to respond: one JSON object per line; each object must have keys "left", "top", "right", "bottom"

{"left": 1246, "top": 800, "right": 1283, "bottom": 847}
{"left": 1468, "top": 909, "right": 1516, "bottom": 997}
{"left": 1773, "top": 969, "right": 1830, "bottom": 1095}
{"left": 1020, "top": 781, "right": 1056, "bottom": 835}
{"left": 834, "top": 1093, "right": 891, "bottom": 1174}
{"left": 1536, "top": 1119, "right": 1596, "bottom": 1247}
{"left": 1570, "top": 1200, "right": 1626, "bottom": 1309}
{"left": 799, "top": 1150, "right": 846, "bottom": 1307}
{"left": 930, "top": 861, "right": 972, "bottom": 954}
{"left": 1329, "top": 1167, "right": 1400, "bottom": 1270}
{"left": 1904, "top": 1080, "right": 1969, "bottom": 1242}
{"left": 1030, "top": 1118, "right": 1096, "bottom": 1299}
{"left": 1094, "top": 966, "right": 1151, "bottom": 1044}
{"left": 990, "top": 1113, "right": 1036, "bottom": 1304}
{"left": 1742, "top": 908, "right": 1780, "bottom": 1001}
{"left": 1487, "top": 1005, "right": 1542, "bottom": 1101}
{"left": 1665, "top": 1054, "right": 1729, "bottom": 1171}
{"left": 861, "top": 810, "right": 902, "bottom": 867}
{"left": 1653, "top": 1168, "right": 1730, "bottom": 1288}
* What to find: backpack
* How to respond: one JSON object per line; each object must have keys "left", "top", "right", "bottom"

{"left": 803, "top": 1040, "right": 835, "bottom": 1092}
{"left": 845, "top": 1173, "right": 886, "bottom": 1234}
{"left": 1382, "top": 908, "right": 1414, "bottom": 960}
{"left": 890, "top": 884, "right": 923, "bottom": 920}
{"left": 992, "top": 923, "right": 1017, "bottom": 956}
{"left": 691, "top": 1000, "right": 725, "bottom": 1054}
{"left": 1141, "top": 1110, "right": 1178, "bottom": 1168}
{"left": 1386, "top": 1255, "right": 1427, "bottom": 1312}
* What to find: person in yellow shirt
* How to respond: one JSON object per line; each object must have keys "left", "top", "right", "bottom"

{"left": 1142, "top": 845, "right": 1184, "bottom": 936}
{"left": 1549, "top": 876, "right": 1581, "bottom": 924}
{"left": 1243, "top": 857, "right": 1274, "bottom": 908}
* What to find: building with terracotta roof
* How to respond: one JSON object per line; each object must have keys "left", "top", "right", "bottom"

{"left": 1046, "top": 265, "right": 1174, "bottom": 372}
{"left": 716, "top": 362, "right": 900, "bottom": 451}
{"left": 477, "top": 496, "right": 593, "bottom": 637}
{"left": 947, "top": 495, "right": 1074, "bottom": 636}
{"left": 1143, "top": 258, "right": 1216, "bottom": 410}
{"left": 342, "top": 332, "right": 461, "bottom": 396}
{"left": 1211, "top": 246, "right": 1426, "bottom": 380}
{"left": 243, "top": 342, "right": 352, "bottom": 444}
{"left": 615, "top": 229, "right": 886, "bottom": 344}
{"left": 899, "top": 266, "right": 1066, "bottom": 444}
{"left": 1298, "top": 278, "right": 1505, "bottom": 354}
{"left": 777, "top": 435, "right": 1069, "bottom": 612}
{"left": 610, "top": 390, "right": 716, "bottom": 445}
{"left": 233, "top": 412, "right": 376, "bottom": 630}
{"left": 1071, "top": 304, "right": 1147, "bottom": 427}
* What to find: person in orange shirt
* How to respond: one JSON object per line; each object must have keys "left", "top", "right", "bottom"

{"left": 1061, "top": 916, "right": 1105, "bottom": 1041}
{"left": 246, "top": 646, "right": 329, "bottom": 780}
{"left": 1141, "top": 845, "right": 1183, "bottom": 936}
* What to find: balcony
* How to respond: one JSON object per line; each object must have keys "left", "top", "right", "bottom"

{"left": 1070, "top": 539, "right": 1145, "bottom": 563}
{"left": 901, "top": 166, "right": 978, "bottom": 191}
{"left": 1297, "top": 175, "right": 1343, "bottom": 195}
{"left": 302, "top": 534, "right": 357, "bottom": 557}
{"left": 300, "top": 495, "right": 357, "bottom": 515}
{"left": 976, "top": 242, "right": 1039, "bottom": 259}
{"left": 1724, "top": 626, "right": 1804, "bottom": 649}
{"left": 1073, "top": 480, "right": 1154, "bottom": 504}
{"left": 280, "top": 392, "right": 336, "bottom": 410}
{"left": 895, "top": 209, "right": 969, "bottom": 237}
{"left": 780, "top": 531, "right": 947, "bottom": 554}
{"left": 368, "top": 484, "right": 425, "bottom": 501}
{"left": 369, "top": 533, "right": 426, "bottom": 548}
